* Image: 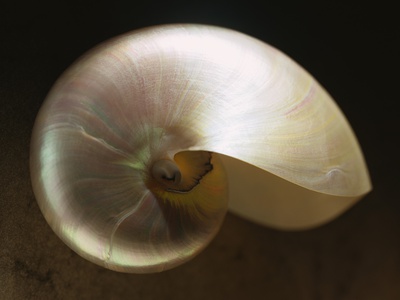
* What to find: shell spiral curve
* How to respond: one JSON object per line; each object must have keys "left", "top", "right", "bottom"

{"left": 30, "top": 24, "right": 371, "bottom": 273}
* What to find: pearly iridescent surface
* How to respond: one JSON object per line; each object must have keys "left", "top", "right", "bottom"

{"left": 31, "top": 24, "right": 371, "bottom": 273}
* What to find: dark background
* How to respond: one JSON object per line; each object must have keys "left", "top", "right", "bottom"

{"left": 0, "top": 0, "right": 398, "bottom": 299}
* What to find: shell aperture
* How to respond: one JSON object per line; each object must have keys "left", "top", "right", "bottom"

{"left": 30, "top": 24, "right": 371, "bottom": 273}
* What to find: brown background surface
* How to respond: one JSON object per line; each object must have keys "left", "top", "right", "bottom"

{"left": 1, "top": 1, "right": 398, "bottom": 299}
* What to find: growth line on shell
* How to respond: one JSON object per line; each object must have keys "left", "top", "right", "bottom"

{"left": 105, "top": 190, "right": 150, "bottom": 263}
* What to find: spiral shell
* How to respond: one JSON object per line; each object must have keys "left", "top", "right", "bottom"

{"left": 30, "top": 24, "right": 371, "bottom": 273}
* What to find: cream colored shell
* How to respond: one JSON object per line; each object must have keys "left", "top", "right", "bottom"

{"left": 30, "top": 24, "right": 371, "bottom": 273}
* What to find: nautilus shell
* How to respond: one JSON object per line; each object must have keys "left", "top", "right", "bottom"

{"left": 30, "top": 24, "right": 371, "bottom": 273}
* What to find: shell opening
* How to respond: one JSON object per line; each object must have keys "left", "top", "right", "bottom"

{"left": 149, "top": 151, "right": 214, "bottom": 194}
{"left": 151, "top": 159, "right": 182, "bottom": 187}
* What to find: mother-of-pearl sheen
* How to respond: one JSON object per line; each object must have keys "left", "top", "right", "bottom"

{"left": 30, "top": 24, "right": 371, "bottom": 273}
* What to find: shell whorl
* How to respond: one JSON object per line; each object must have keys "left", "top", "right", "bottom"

{"left": 30, "top": 24, "right": 371, "bottom": 273}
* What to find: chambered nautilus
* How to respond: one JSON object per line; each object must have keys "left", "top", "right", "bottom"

{"left": 30, "top": 24, "right": 371, "bottom": 273}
